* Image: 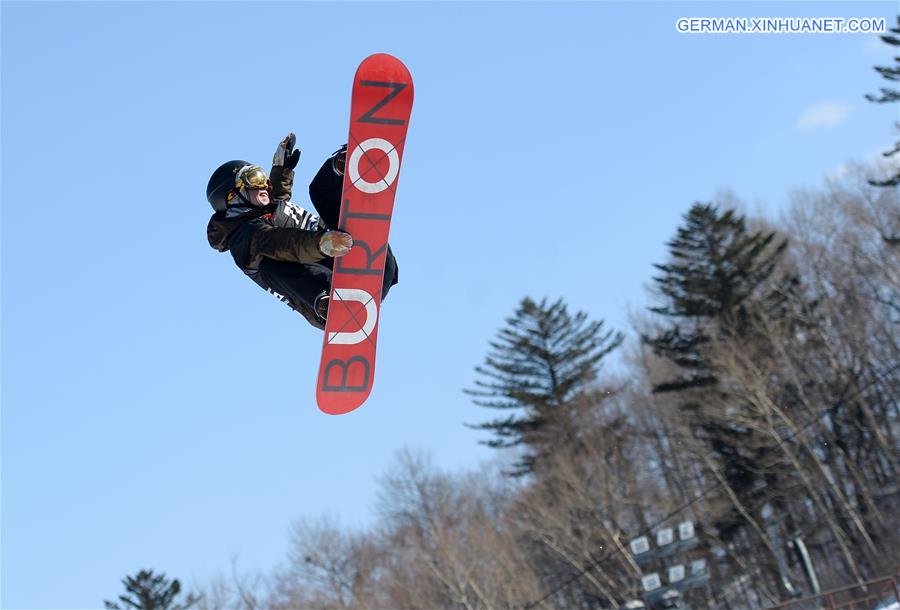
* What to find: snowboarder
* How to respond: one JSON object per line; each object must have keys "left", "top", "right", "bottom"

{"left": 206, "top": 133, "right": 398, "bottom": 329}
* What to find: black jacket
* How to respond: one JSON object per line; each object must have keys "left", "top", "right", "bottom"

{"left": 206, "top": 205, "right": 325, "bottom": 269}
{"left": 207, "top": 166, "right": 329, "bottom": 327}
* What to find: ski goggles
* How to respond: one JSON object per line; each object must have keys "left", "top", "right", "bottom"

{"left": 235, "top": 165, "right": 270, "bottom": 190}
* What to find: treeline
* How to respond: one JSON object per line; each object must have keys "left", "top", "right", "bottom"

{"left": 194, "top": 164, "right": 898, "bottom": 610}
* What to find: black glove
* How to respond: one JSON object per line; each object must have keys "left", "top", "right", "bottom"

{"left": 273, "top": 132, "right": 301, "bottom": 170}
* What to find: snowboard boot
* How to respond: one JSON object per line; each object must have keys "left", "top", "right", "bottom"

{"left": 314, "top": 291, "right": 330, "bottom": 325}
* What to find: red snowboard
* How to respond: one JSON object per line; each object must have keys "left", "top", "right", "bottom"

{"left": 316, "top": 54, "right": 414, "bottom": 415}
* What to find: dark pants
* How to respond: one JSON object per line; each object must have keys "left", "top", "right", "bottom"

{"left": 259, "top": 151, "right": 399, "bottom": 312}
{"left": 257, "top": 259, "right": 333, "bottom": 309}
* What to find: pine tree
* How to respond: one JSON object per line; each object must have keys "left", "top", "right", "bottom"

{"left": 865, "top": 15, "right": 900, "bottom": 189}
{"left": 644, "top": 203, "right": 793, "bottom": 538}
{"left": 104, "top": 570, "right": 199, "bottom": 610}
{"left": 466, "top": 297, "right": 623, "bottom": 476}
{"left": 646, "top": 203, "right": 788, "bottom": 393}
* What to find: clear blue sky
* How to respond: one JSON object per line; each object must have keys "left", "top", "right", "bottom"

{"left": 2, "top": 2, "right": 895, "bottom": 607}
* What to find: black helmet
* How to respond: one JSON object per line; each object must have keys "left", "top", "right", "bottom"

{"left": 206, "top": 160, "right": 250, "bottom": 212}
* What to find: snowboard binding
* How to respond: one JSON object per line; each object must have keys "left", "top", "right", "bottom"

{"left": 331, "top": 144, "right": 347, "bottom": 177}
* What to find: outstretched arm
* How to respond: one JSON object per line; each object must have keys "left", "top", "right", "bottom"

{"left": 250, "top": 227, "right": 353, "bottom": 265}
{"left": 270, "top": 132, "right": 301, "bottom": 201}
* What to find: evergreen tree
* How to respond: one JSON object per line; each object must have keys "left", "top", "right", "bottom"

{"left": 644, "top": 203, "right": 793, "bottom": 538}
{"left": 104, "top": 570, "right": 199, "bottom": 610}
{"left": 646, "top": 203, "right": 788, "bottom": 393}
{"left": 865, "top": 15, "right": 900, "bottom": 189}
{"left": 466, "top": 297, "right": 623, "bottom": 476}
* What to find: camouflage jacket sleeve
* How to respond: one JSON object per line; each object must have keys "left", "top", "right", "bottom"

{"left": 227, "top": 219, "right": 326, "bottom": 269}
{"left": 249, "top": 225, "right": 326, "bottom": 265}
{"left": 269, "top": 165, "right": 294, "bottom": 202}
